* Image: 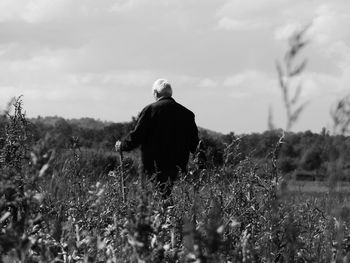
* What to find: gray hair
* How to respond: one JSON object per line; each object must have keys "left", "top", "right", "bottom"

{"left": 152, "top": 79, "right": 172, "bottom": 98}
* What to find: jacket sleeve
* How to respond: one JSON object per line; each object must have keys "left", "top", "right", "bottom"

{"left": 189, "top": 114, "right": 199, "bottom": 154}
{"left": 120, "top": 106, "right": 151, "bottom": 151}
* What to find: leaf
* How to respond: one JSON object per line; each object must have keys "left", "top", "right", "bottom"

{"left": 276, "top": 62, "right": 287, "bottom": 93}
{"left": 291, "top": 82, "right": 302, "bottom": 105}
{"left": 39, "top": 163, "right": 49, "bottom": 177}
{"left": 0, "top": 212, "right": 11, "bottom": 223}
{"left": 290, "top": 101, "right": 309, "bottom": 123}
{"left": 289, "top": 59, "right": 307, "bottom": 77}
{"left": 128, "top": 236, "right": 144, "bottom": 248}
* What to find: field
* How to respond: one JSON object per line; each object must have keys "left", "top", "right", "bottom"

{"left": 0, "top": 99, "right": 350, "bottom": 263}
{"left": 288, "top": 181, "right": 350, "bottom": 193}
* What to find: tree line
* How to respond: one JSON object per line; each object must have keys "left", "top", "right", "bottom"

{"left": 1, "top": 115, "right": 349, "bottom": 181}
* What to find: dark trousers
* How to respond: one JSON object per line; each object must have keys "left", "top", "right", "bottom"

{"left": 154, "top": 169, "right": 178, "bottom": 199}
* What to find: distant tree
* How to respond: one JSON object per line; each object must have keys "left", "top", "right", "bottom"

{"left": 300, "top": 145, "right": 322, "bottom": 171}
{"left": 103, "top": 122, "right": 133, "bottom": 149}
{"left": 278, "top": 156, "right": 298, "bottom": 174}
{"left": 54, "top": 118, "right": 73, "bottom": 149}
{"left": 280, "top": 133, "right": 300, "bottom": 158}
{"left": 331, "top": 94, "right": 350, "bottom": 135}
{"left": 256, "top": 130, "right": 281, "bottom": 157}
{"left": 199, "top": 131, "right": 225, "bottom": 167}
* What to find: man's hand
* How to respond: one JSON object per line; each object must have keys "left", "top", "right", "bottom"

{"left": 115, "top": 140, "right": 122, "bottom": 152}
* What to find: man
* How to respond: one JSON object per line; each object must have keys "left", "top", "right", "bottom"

{"left": 115, "top": 79, "right": 199, "bottom": 196}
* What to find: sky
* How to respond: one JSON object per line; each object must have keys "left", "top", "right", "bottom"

{"left": 0, "top": 0, "right": 349, "bottom": 134}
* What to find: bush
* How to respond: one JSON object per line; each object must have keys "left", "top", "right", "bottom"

{"left": 278, "top": 156, "right": 298, "bottom": 174}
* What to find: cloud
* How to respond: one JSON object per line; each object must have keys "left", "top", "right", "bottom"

{"left": 68, "top": 70, "right": 156, "bottom": 90}
{"left": 0, "top": 0, "right": 72, "bottom": 23}
{"left": 220, "top": 67, "right": 350, "bottom": 107}
{"left": 0, "top": 0, "right": 272, "bottom": 77}
{"left": 309, "top": 4, "right": 350, "bottom": 70}
{"left": 223, "top": 70, "right": 277, "bottom": 98}
{"left": 216, "top": 0, "right": 287, "bottom": 31}
{"left": 308, "top": 66, "right": 350, "bottom": 98}
{"left": 110, "top": 0, "right": 148, "bottom": 13}
{"left": 217, "top": 17, "right": 266, "bottom": 31}
{"left": 0, "top": 53, "right": 157, "bottom": 100}
{"left": 272, "top": 2, "right": 350, "bottom": 42}
{"left": 0, "top": 86, "right": 17, "bottom": 103}
{"left": 0, "top": 0, "right": 120, "bottom": 23}
{"left": 271, "top": 1, "right": 350, "bottom": 98}
{"left": 300, "top": 72, "right": 342, "bottom": 99}
{"left": 217, "top": 0, "right": 350, "bottom": 39}
{"left": 274, "top": 23, "right": 305, "bottom": 41}
{"left": 197, "top": 78, "right": 218, "bottom": 89}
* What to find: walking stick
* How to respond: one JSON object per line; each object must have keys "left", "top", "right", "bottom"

{"left": 119, "top": 149, "right": 126, "bottom": 203}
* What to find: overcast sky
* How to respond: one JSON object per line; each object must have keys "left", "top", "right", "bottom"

{"left": 0, "top": 0, "right": 349, "bottom": 134}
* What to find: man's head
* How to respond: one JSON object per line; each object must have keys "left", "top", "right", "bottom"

{"left": 152, "top": 79, "right": 172, "bottom": 100}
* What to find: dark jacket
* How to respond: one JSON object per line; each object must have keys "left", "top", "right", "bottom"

{"left": 120, "top": 97, "right": 199, "bottom": 173}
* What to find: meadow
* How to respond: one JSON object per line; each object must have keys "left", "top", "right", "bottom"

{"left": 1, "top": 98, "right": 350, "bottom": 263}
{"left": 1, "top": 29, "right": 350, "bottom": 262}
{"left": 287, "top": 181, "right": 350, "bottom": 193}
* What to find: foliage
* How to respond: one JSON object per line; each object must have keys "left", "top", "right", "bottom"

{"left": 331, "top": 94, "right": 350, "bottom": 135}
{"left": 300, "top": 145, "right": 322, "bottom": 171}
{"left": 1, "top": 98, "right": 350, "bottom": 262}
{"left": 14, "top": 113, "right": 350, "bottom": 182}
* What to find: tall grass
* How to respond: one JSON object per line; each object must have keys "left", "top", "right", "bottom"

{"left": 1, "top": 98, "right": 350, "bottom": 262}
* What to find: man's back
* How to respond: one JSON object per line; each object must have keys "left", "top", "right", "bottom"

{"left": 144, "top": 97, "right": 198, "bottom": 172}
{"left": 120, "top": 97, "right": 199, "bottom": 173}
